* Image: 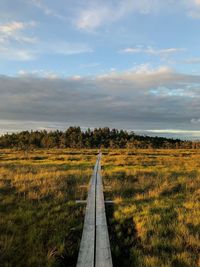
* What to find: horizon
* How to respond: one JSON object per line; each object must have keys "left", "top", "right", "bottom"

{"left": 0, "top": 121, "right": 200, "bottom": 141}
{"left": 1, "top": 0, "right": 200, "bottom": 139}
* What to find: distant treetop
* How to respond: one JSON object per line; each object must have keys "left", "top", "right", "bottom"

{"left": 0, "top": 126, "right": 199, "bottom": 149}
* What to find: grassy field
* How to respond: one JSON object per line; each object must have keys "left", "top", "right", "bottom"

{"left": 102, "top": 149, "right": 200, "bottom": 267}
{"left": 0, "top": 149, "right": 97, "bottom": 267}
{"left": 0, "top": 149, "right": 200, "bottom": 266}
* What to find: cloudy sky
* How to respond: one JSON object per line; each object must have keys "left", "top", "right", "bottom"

{"left": 1, "top": 0, "right": 200, "bottom": 139}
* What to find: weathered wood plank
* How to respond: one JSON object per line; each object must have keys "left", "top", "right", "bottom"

{"left": 77, "top": 154, "right": 113, "bottom": 267}
{"left": 95, "top": 156, "right": 113, "bottom": 267}
{"left": 76, "top": 160, "right": 98, "bottom": 267}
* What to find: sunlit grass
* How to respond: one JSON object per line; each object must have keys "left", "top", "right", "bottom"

{"left": 0, "top": 148, "right": 200, "bottom": 266}
{"left": 0, "top": 149, "right": 97, "bottom": 266}
{"left": 102, "top": 149, "right": 200, "bottom": 267}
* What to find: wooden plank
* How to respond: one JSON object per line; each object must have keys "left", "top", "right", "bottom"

{"left": 76, "top": 160, "right": 98, "bottom": 267}
{"left": 95, "top": 155, "right": 113, "bottom": 267}
{"left": 77, "top": 154, "right": 113, "bottom": 267}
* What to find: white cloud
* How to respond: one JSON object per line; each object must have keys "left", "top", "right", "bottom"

{"left": 146, "top": 129, "right": 200, "bottom": 135}
{"left": 18, "top": 69, "right": 59, "bottom": 79}
{"left": 94, "top": 64, "right": 200, "bottom": 101}
{"left": 184, "top": 0, "right": 200, "bottom": 19}
{"left": 73, "top": 0, "right": 200, "bottom": 30}
{"left": 191, "top": 0, "right": 200, "bottom": 6}
{"left": 144, "top": 129, "right": 200, "bottom": 139}
{"left": 74, "top": 0, "right": 164, "bottom": 31}
{"left": 0, "top": 21, "right": 37, "bottom": 44}
{"left": 120, "top": 46, "right": 184, "bottom": 57}
{"left": 96, "top": 64, "right": 175, "bottom": 86}
{"left": 0, "top": 21, "right": 24, "bottom": 34}
{"left": 76, "top": 6, "right": 111, "bottom": 30}
{"left": 121, "top": 47, "right": 142, "bottom": 53}
{"left": 0, "top": 20, "right": 92, "bottom": 61}
{"left": 0, "top": 21, "right": 38, "bottom": 60}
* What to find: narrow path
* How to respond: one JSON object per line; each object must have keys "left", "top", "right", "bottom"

{"left": 76, "top": 153, "right": 113, "bottom": 267}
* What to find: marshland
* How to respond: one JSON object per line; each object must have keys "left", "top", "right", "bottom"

{"left": 0, "top": 148, "right": 199, "bottom": 266}
{"left": 2, "top": 0, "right": 200, "bottom": 265}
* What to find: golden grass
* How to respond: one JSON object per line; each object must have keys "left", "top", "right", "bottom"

{"left": 0, "top": 148, "right": 97, "bottom": 266}
{"left": 0, "top": 148, "right": 200, "bottom": 266}
{"left": 102, "top": 149, "right": 200, "bottom": 267}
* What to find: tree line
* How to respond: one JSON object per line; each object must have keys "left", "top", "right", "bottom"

{"left": 0, "top": 126, "right": 199, "bottom": 149}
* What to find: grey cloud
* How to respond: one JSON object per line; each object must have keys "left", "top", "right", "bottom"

{"left": 0, "top": 67, "right": 200, "bottom": 137}
{"left": 191, "top": 118, "right": 200, "bottom": 124}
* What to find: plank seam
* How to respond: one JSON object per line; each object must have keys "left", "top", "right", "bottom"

{"left": 94, "top": 157, "right": 98, "bottom": 267}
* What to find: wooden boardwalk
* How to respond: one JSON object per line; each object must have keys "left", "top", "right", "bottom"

{"left": 77, "top": 153, "right": 113, "bottom": 267}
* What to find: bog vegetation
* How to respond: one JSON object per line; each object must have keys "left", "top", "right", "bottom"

{"left": 0, "top": 148, "right": 200, "bottom": 267}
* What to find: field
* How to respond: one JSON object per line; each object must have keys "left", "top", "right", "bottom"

{"left": 0, "top": 149, "right": 200, "bottom": 267}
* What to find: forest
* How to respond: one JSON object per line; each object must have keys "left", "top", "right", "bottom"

{"left": 0, "top": 126, "right": 199, "bottom": 149}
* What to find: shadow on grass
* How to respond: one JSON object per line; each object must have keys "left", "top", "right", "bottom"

{"left": 56, "top": 226, "right": 82, "bottom": 267}
{"left": 106, "top": 205, "right": 140, "bottom": 267}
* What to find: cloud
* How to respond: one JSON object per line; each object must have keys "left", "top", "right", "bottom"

{"left": 95, "top": 65, "right": 178, "bottom": 89}
{"left": 74, "top": 0, "right": 165, "bottom": 31}
{"left": 73, "top": 0, "right": 200, "bottom": 30}
{"left": 146, "top": 129, "right": 200, "bottom": 134}
{"left": 191, "top": 118, "right": 200, "bottom": 124}
{"left": 18, "top": 69, "right": 59, "bottom": 79}
{"left": 0, "top": 119, "right": 71, "bottom": 135}
{"left": 0, "top": 41, "right": 92, "bottom": 61}
{"left": 47, "top": 42, "right": 93, "bottom": 55}
{"left": 0, "top": 21, "right": 24, "bottom": 34}
{"left": 31, "top": 0, "right": 66, "bottom": 21}
{"left": 0, "top": 20, "right": 38, "bottom": 60}
{"left": 0, "top": 20, "right": 92, "bottom": 61}
{"left": 184, "top": 0, "right": 200, "bottom": 19}
{"left": 75, "top": 5, "right": 113, "bottom": 30}
{"left": 120, "top": 46, "right": 185, "bottom": 58}
{"left": 0, "top": 21, "right": 37, "bottom": 44}
{"left": 193, "top": 0, "right": 200, "bottom": 5}
{"left": 1, "top": 65, "right": 200, "bottom": 137}
{"left": 35, "top": 41, "right": 93, "bottom": 57}
{"left": 187, "top": 11, "right": 200, "bottom": 19}
{"left": 189, "top": 0, "right": 200, "bottom": 7}
{"left": 0, "top": 47, "right": 36, "bottom": 61}
{"left": 183, "top": 58, "right": 200, "bottom": 64}
{"left": 79, "top": 62, "right": 100, "bottom": 68}
{"left": 143, "top": 129, "right": 200, "bottom": 140}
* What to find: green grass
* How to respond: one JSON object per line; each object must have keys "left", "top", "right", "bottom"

{"left": 0, "top": 148, "right": 200, "bottom": 266}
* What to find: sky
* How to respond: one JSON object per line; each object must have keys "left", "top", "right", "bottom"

{"left": 1, "top": 0, "right": 200, "bottom": 139}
